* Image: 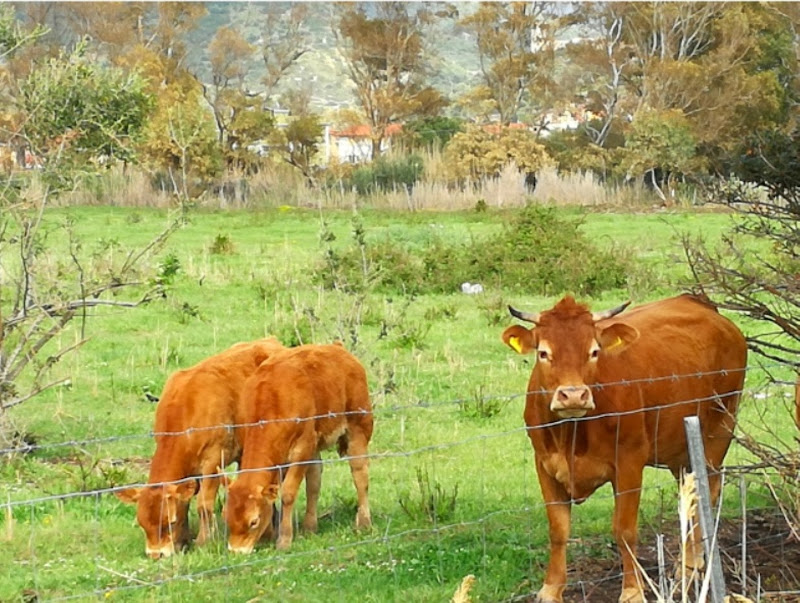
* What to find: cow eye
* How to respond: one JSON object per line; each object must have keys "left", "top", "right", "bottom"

{"left": 249, "top": 517, "right": 260, "bottom": 530}
{"left": 538, "top": 350, "right": 549, "bottom": 362}
{"left": 590, "top": 348, "right": 600, "bottom": 360}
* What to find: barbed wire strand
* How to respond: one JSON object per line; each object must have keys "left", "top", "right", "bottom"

{"left": 3, "top": 363, "right": 792, "bottom": 458}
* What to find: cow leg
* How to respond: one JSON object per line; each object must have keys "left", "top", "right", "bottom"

{"left": 344, "top": 429, "right": 371, "bottom": 530}
{"left": 534, "top": 458, "right": 571, "bottom": 603}
{"left": 195, "top": 475, "right": 219, "bottom": 546}
{"left": 302, "top": 453, "right": 322, "bottom": 533}
{"left": 275, "top": 462, "right": 309, "bottom": 551}
{"left": 612, "top": 471, "right": 646, "bottom": 603}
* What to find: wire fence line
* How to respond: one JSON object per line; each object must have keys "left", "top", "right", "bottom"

{"left": 9, "top": 480, "right": 795, "bottom": 603}
{"left": 0, "top": 363, "right": 785, "bottom": 459}
{"left": 1, "top": 365, "right": 797, "bottom": 601}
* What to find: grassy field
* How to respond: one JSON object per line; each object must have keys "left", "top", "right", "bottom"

{"left": 0, "top": 205, "right": 795, "bottom": 602}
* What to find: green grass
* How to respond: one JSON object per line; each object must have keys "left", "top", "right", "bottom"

{"left": 0, "top": 205, "right": 793, "bottom": 602}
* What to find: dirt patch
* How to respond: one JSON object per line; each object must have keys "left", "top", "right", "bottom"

{"left": 530, "top": 510, "right": 800, "bottom": 602}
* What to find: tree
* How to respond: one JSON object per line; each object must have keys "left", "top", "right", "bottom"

{"left": 618, "top": 107, "right": 699, "bottom": 201}
{"left": 200, "top": 25, "right": 275, "bottom": 170}
{"left": 684, "top": 128, "right": 800, "bottom": 538}
{"left": 259, "top": 3, "right": 312, "bottom": 103}
{"left": 58, "top": 2, "right": 147, "bottom": 62}
{"left": 0, "top": 5, "right": 47, "bottom": 166}
{"left": 401, "top": 116, "right": 463, "bottom": 150}
{"left": 334, "top": 2, "right": 447, "bottom": 160}
{"left": 686, "top": 129, "right": 800, "bottom": 369}
{"left": 0, "top": 37, "right": 180, "bottom": 446}
{"left": 18, "top": 40, "right": 153, "bottom": 171}
{"left": 572, "top": 3, "right": 790, "bottom": 151}
{"left": 151, "top": 2, "right": 207, "bottom": 81}
{"left": 563, "top": 3, "right": 638, "bottom": 148}
{"left": 139, "top": 84, "right": 222, "bottom": 196}
{"left": 444, "top": 124, "right": 551, "bottom": 184}
{"left": 459, "top": 2, "right": 560, "bottom": 125}
{"left": 275, "top": 115, "right": 324, "bottom": 187}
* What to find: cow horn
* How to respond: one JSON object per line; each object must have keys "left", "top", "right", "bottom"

{"left": 592, "top": 300, "right": 631, "bottom": 321}
{"left": 508, "top": 305, "right": 540, "bottom": 324}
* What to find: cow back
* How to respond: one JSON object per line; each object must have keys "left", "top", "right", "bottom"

{"left": 149, "top": 337, "right": 285, "bottom": 478}
{"left": 239, "top": 344, "right": 373, "bottom": 465}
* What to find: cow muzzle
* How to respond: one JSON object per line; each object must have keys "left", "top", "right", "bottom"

{"left": 551, "top": 385, "right": 594, "bottom": 418}
{"left": 146, "top": 546, "right": 175, "bottom": 560}
{"left": 227, "top": 542, "right": 255, "bottom": 555}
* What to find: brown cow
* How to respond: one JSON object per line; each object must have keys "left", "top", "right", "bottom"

{"left": 115, "top": 337, "right": 285, "bottom": 559}
{"left": 224, "top": 343, "right": 373, "bottom": 553}
{"left": 501, "top": 294, "right": 746, "bottom": 603}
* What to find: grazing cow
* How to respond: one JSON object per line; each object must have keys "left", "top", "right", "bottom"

{"left": 501, "top": 294, "right": 746, "bottom": 603}
{"left": 225, "top": 343, "right": 373, "bottom": 553}
{"left": 115, "top": 337, "right": 285, "bottom": 559}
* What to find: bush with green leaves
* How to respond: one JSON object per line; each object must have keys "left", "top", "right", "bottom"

{"left": 19, "top": 40, "right": 153, "bottom": 172}
{"left": 350, "top": 154, "right": 425, "bottom": 195}
{"left": 314, "top": 204, "right": 635, "bottom": 297}
{"left": 401, "top": 116, "right": 464, "bottom": 150}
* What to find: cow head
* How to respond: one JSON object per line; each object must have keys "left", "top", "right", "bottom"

{"left": 502, "top": 296, "right": 639, "bottom": 418}
{"left": 224, "top": 480, "right": 279, "bottom": 554}
{"left": 114, "top": 480, "right": 198, "bottom": 559}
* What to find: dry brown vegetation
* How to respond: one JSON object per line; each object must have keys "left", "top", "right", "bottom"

{"left": 51, "top": 158, "right": 667, "bottom": 211}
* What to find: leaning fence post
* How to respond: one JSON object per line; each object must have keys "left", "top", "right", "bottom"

{"left": 684, "top": 416, "right": 727, "bottom": 603}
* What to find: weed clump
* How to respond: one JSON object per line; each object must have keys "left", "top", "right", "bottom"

{"left": 398, "top": 465, "right": 458, "bottom": 524}
{"left": 209, "top": 233, "right": 234, "bottom": 255}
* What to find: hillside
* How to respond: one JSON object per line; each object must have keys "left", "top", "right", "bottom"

{"left": 185, "top": 2, "right": 483, "bottom": 112}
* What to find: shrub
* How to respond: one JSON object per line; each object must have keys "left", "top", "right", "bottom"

{"left": 209, "top": 233, "right": 235, "bottom": 255}
{"left": 313, "top": 205, "right": 636, "bottom": 297}
{"left": 398, "top": 466, "right": 458, "bottom": 524}
{"left": 350, "top": 154, "right": 424, "bottom": 195}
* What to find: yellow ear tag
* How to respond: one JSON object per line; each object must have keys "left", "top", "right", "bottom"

{"left": 509, "top": 336, "right": 523, "bottom": 354}
{"left": 606, "top": 336, "right": 623, "bottom": 351}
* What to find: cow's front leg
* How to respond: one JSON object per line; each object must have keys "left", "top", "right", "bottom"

{"left": 535, "top": 457, "right": 572, "bottom": 603}
{"left": 613, "top": 469, "right": 646, "bottom": 603}
{"left": 302, "top": 453, "right": 322, "bottom": 533}
{"left": 275, "top": 462, "right": 309, "bottom": 551}
{"left": 195, "top": 475, "right": 220, "bottom": 546}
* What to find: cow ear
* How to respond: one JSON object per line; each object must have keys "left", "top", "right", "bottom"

{"left": 502, "top": 325, "right": 534, "bottom": 354}
{"left": 264, "top": 484, "right": 280, "bottom": 503}
{"left": 170, "top": 480, "right": 199, "bottom": 502}
{"left": 598, "top": 323, "right": 639, "bottom": 355}
{"left": 114, "top": 487, "right": 143, "bottom": 504}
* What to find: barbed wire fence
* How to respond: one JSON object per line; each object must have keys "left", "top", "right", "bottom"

{"left": 1, "top": 367, "right": 798, "bottom": 602}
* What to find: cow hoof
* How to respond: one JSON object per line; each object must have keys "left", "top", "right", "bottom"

{"left": 196, "top": 529, "right": 212, "bottom": 546}
{"left": 535, "top": 584, "right": 562, "bottom": 603}
{"left": 302, "top": 519, "right": 318, "bottom": 533}
{"left": 356, "top": 510, "right": 372, "bottom": 530}
{"left": 275, "top": 537, "right": 292, "bottom": 551}
{"left": 618, "top": 587, "right": 645, "bottom": 603}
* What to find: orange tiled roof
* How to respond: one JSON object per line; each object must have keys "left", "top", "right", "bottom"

{"left": 330, "top": 123, "right": 404, "bottom": 138}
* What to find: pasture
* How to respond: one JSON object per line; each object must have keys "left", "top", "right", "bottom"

{"left": 0, "top": 204, "right": 795, "bottom": 602}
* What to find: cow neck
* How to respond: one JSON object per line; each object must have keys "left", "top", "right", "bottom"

{"left": 148, "top": 436, "right": 193, "bottom": 482}
{"left": 542, "top": 415, "right": 589, "bottom": 459}
{"left": 240, "top": 438, "right": 290, "bottom": 488}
